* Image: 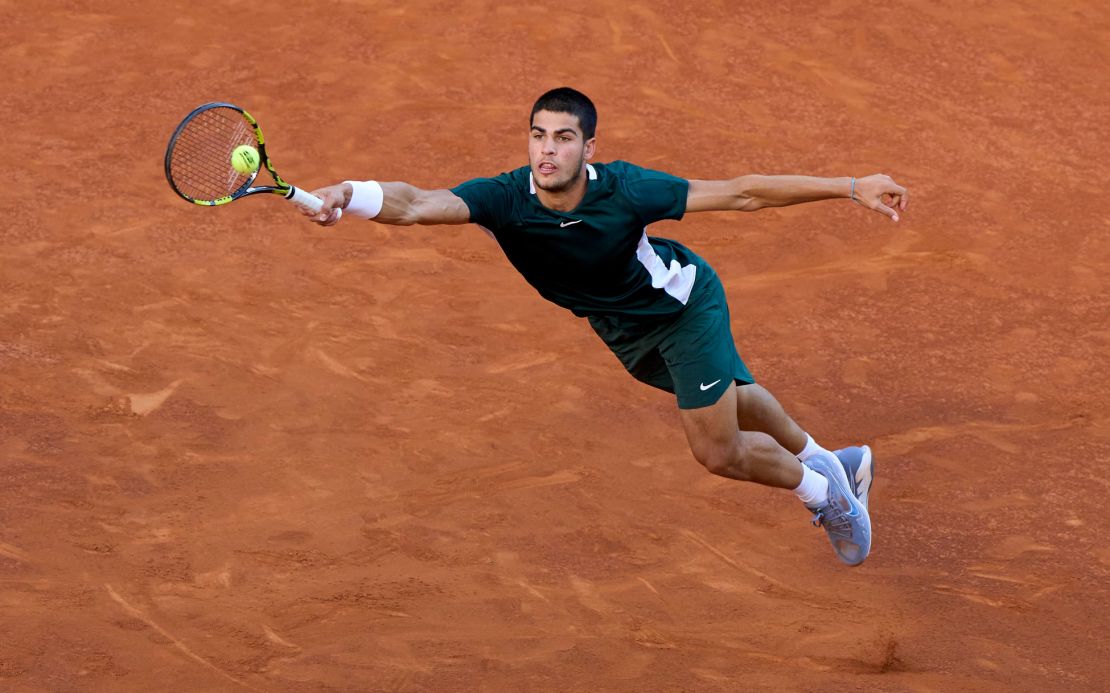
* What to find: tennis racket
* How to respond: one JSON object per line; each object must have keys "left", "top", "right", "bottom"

{"left": 164, "top": 102, "right": 337, "bottom": 216}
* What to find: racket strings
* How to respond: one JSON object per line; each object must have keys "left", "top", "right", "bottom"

{"left": 168, "top": 107, "right": 257, "bottom": 202}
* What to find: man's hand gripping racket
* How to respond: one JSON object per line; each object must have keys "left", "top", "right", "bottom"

{"left": 164, "top": 102, "right": 340, "bottom": 222}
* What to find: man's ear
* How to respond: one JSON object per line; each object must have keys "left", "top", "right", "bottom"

{"left": 584, "top": 137, "right": 596, "bottom": 160}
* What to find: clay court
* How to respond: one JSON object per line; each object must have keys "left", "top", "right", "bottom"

{"left": 2, "top": 1, "right": 1108, "bottom": 690}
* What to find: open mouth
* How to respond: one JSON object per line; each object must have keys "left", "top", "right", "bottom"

{"left": 537, "top": 162, "right": 557, "bottom": 175}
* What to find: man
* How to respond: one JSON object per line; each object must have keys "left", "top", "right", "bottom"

{"left": 302, "top": 87, "right": 908, "bottom": 566}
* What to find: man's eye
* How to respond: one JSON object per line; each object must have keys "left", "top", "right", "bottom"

{"left": 557, "top": 136, "right": 569, "bottom": 142}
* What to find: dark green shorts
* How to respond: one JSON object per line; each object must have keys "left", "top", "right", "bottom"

{"left": 588, "top": 269, "right": 754, "bottom": 409}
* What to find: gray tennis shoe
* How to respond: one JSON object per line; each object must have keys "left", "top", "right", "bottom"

{"left": 803, "top": 451, "right": 872, "bottom": 566}
{"left": 834, "top": 445, "right": 874, "bottom": 509}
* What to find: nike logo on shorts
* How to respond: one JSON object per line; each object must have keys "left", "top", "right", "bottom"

{"left": 560, "top": 219, "right": 582, "bottom": 227}
{"left": 699, "top": 379, "right": 722, "bottom": 391}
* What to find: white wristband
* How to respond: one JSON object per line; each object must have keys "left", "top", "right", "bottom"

{"left": 344, "top": 180, "right": 384, "bottom": 219}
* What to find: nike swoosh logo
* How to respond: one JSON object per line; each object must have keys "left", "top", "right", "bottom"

{"left": 699, "top": 379, "right": 722, "bottom": 391}
{"left": 559, "top": 219, "right": 582, "bottom": 227}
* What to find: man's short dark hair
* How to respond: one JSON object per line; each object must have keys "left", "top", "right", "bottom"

{"left": 530, "top": 87, "right": 597, "bottom": 139}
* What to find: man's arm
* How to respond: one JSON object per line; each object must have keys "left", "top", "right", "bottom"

{"left": 301, "top": 182, "right": 471, "bottom": 227}
{"left": 686, "top": 173, "right": 909, "bottom": 222}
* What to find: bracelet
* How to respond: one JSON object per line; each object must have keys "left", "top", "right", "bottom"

{"left": 850, "top": 177, "right": 856, "bottom": 202}
{"left": 344, "top": 180, "right": 384, "bottom": 219}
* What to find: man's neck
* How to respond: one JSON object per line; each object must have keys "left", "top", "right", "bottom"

{"left": 535, "top": 168, "right": 589, "bottom": 212}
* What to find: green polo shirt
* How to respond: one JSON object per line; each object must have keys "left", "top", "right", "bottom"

{"left": 450, "top": 161, "right": 709, "bottom": 319}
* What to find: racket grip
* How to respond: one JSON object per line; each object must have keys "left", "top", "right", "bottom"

{"left": 287, "top": 186, "right": 343, "bottom": 220}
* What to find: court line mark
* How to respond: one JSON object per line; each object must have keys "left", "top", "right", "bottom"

{"left": 105, "top": 584, "right": 259, "bottom": 690}
{"left": 681, "top": 530, "right": 829, "bottom": 609}
{"left": 875, "top": 418, "right": 1084, "bottom": 455}
{"left": 0, "top": 542, "right": 30, "bottom": 564}
{"left": 262, "top": 624, "right": 301, "bottom": 650}
{"left": 514, "top": 578, "right": 551, "bottom": 604}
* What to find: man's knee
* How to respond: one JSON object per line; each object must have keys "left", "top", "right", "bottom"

{"left": 697, "top": 432, "right": 784, "bottom": 481}
{"left": 698, "top": 447, "right": 734, "bottom": 478}
{"left": 692, "top": 435, "right": 751, "bottom": 479}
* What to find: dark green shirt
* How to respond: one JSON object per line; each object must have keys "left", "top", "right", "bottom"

{"left": 451, "top": 161, "right": 709, "bottom": 319}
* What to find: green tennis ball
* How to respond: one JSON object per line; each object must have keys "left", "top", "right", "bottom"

{"left": 231, "top": 144, "right": 260, "bottom": 175}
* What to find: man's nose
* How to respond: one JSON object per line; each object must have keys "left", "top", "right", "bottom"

{"left": 541, "top": 137, "right": 556, "bottom": 154}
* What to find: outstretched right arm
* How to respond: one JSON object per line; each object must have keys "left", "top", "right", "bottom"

{"left": 300, "top": 182, "right": 471, "bottom": 227}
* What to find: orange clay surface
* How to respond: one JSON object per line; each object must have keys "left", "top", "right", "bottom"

{"left": 2, "top": 1, "right": 1108, "bottom": 691}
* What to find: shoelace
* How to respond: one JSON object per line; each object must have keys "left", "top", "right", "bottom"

{"left": 811, "top": 503, "right": 853, "bottom": 535}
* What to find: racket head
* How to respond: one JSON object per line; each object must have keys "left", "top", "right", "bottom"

{"left": 164, "top": 102, "right": 279, "bottom": 206}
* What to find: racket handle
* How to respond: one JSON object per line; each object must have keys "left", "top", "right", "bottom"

{"left": 287, "top": 186, "right": 343, "bottom": 220}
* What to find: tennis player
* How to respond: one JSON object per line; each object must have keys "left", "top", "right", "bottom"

{"left": 300, "top": 87, "right": 908, "bottom": 566}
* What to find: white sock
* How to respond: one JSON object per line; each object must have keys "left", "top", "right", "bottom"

{"left": 793, "top": 464, "right": 829, "bottom": 507}
{"left": 796, "top": 433, "right": 830, "bottom": 463}
{"left": 794, "top": 434, "right": 831, "bottom": 506}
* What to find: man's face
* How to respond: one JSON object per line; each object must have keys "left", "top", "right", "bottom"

{"left": 528, "top": 110, "right": 596, "bottom": 193}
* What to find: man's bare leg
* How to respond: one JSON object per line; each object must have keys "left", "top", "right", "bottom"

{"left": 734, "top": 383, "right": 808, "bottom": 456}
{"left": 680, "top": 381, "right": 873, "bottom": 565}
{"left": 678, "top": 383, "right": 803, "bottom": 489}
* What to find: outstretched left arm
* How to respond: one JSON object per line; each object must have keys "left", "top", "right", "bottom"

{"left": 686, "top": 174, "right": 909, "bottom": 222}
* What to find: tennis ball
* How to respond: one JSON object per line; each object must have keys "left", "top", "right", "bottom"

{"left": 231, "top": 144, "right": 260, "bottom": 175}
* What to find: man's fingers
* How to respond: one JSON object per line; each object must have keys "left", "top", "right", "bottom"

{"left": 855, "top": 174, "right": 907, "bottom": 221}
{"left": 299, "top": 187, "right": 345, "bottom": 225}
{"left": 875, "top": 201, "right": 899, "bottom": 222}
{"left": 312, "top": 207, "right": 339, "bottom": 224}
{"left": 322, "top": 208, "right": 342, "bottom": 225}
{"left": 295, "top": 202, "right": 322, "bottom": 218}
{"left": 304, "top": 188, "right": 333, "bottom": 213}
{"left": 886, "top": 184, "right": 908, "bottom": 212}
{"left": 878, "top": 178, "right": 907, "bottom": 210}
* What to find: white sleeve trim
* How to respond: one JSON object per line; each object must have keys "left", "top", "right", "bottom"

{"left": 344, "top": 180, "right": 384, "bottom": 219}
